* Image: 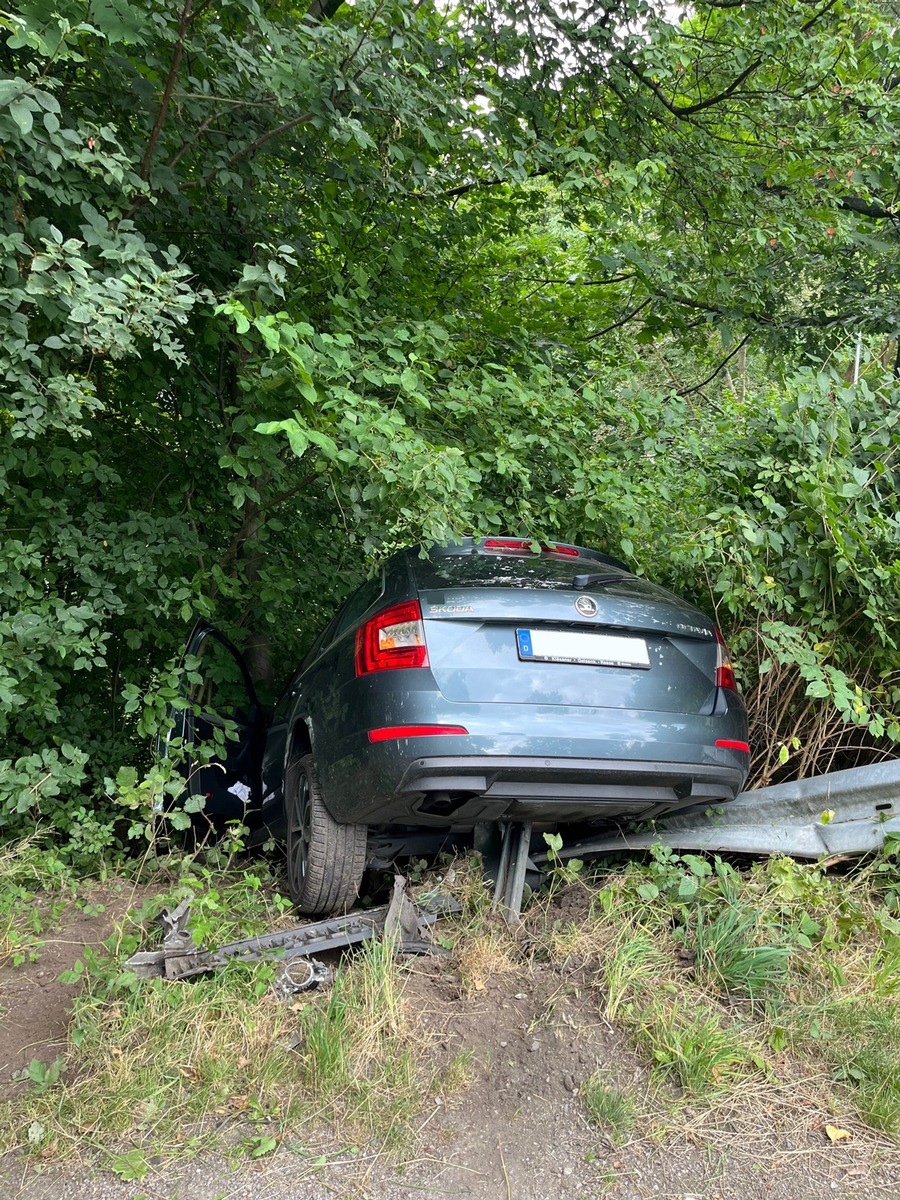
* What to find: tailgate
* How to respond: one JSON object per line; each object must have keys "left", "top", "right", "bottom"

{"left": 418, "top": 585, "right": 717, "bottom": 714}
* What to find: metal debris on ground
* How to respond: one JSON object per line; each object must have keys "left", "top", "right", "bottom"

{"left": 125, "top": 877, "right": 459, "bottom": 982}
{"left": 273, "top": 957, "right": 331, "bottom": 1000}
{"left": 384, "top": 874, "right": 451, "bottom": 954}
{"left": 533, "top": 760, "right": 900, "bottom": 865}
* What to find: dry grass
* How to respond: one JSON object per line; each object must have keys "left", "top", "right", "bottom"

{"left": 454, "top": 925, "right": 520, "bottom": 997}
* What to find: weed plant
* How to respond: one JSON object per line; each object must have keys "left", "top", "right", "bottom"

{"left": 0, "top": 838, "right": 80, "bottom": 966}
{"left": 687, "top": 904, "right": 792, "bottom": 1000}
{"left": 637, "top": 1001, "right": 764, "bottom": 1094}
{"left": 786, "top": 997, "right": 900, "bottom": 1134}
{"left": 581, "top": 1075, "right": 636, "bottom": 1142}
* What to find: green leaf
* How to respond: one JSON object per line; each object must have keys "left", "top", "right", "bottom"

{"left": 110, "top": 1150, "right": 150, "bottom": 1181}
{"left": 681, "top": 854, "right": 712, "bottom": 878}
{"left": 805, "top": 680, "right": 830, "bottom": 699}
{"left": 677, "top": 874, "right": 698, "bottom": 899}
{"left": 8, "top": 99, "right": 34, "bottom": 137}
{"left": 285, "top": 426, "right": 309, "bottom": 458}
{"left": 255, "top": 420, "right": 293, "bottom": 436}
{"left": 0, "top": 80, "right": 27, "bottom": 105}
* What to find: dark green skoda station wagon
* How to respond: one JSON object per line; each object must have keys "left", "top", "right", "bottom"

{"left": 172, "top": 539, "right": 749, "bottom": 915}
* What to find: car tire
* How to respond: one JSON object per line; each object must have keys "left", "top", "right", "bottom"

{"left": 284, "top": 750, "right": 367, "bottom": 916}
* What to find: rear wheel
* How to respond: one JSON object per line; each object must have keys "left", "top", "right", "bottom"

{"left": 284, "top": 751, "right": 366, "bottom": 915}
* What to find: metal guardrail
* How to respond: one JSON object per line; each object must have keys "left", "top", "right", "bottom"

{"left": 532, "top": 760, "right": 900, "bottom": 863}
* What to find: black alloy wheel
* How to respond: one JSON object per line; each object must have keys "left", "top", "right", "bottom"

{"left": 284, "top": 750, "right": 367, "bottom": 915}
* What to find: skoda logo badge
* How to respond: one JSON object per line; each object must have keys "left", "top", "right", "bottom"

{"left": 575, "top": 595, "right": 598, "bottom": 618}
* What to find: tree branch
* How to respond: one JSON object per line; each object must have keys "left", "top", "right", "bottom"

{"left": 261, "top": 471, "right": 318, "bottom": 513}
{"left": 167, "top": 111, "right": 216, "bottom": 170}
{"left": 586, "top": 298, "right": 651, "bottom": 341}
{"left": 181, "top": 0, "right": 378, "bottom": 190}
{"left": 444, "top": 176, "right": 505, "bottom": 198}
{"left": 218, "top": 109, "right": 319, "bottom": 169}
{"left": 306, "top": 0, "right": 346, "bottom": 21}
{"left": 140, "top": 0, "right": 194, "bottom": 181}
{"left": 622, "top": 0, "right": 840, "bottom": 120}
{"left": 678, "top": 334, "right": 751, "bottom": 396}
{"left": 759, "top": 181, "right": 895, "bottom": 221}
{"left": 623, "top": 55, "right": 764, "bottom": 119}
{"left": 444, "top": 166, "right": 552, "bottom": 199}
{"left": 839, "top": 196, "right": 896, "bottom": 220}
{"left": 518, "top": 273, "right": 635, "bottom": 286}
{"left": 671, "top": 294, "right": 853, "bottom": 329}
{"left": 182, "top": 110, "right": 318, "bottom": 188}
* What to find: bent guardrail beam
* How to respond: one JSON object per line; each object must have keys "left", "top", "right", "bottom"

{"left": 533, "top": 760, "right": 900, "bottom": 863}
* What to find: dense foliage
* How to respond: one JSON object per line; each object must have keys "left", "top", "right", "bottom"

{"left": 1, "top": 0, "right": 898, "bottom": 848}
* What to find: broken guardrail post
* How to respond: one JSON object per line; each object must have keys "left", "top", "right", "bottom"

{"left": 491, "top": 820, "right": 534, "bottom": 922}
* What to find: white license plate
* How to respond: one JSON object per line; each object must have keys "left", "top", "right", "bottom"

{"left": 516, "top": 628, "right": 650, "bottom": 668}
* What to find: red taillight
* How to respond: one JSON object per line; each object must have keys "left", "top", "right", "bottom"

{"left": 714, "top": 626, "right": 739, "bottom": 691}
{"left": 482, "top": 538, "right": 580, "bottom": 558}
{"left": 355, "top": 600, "right": 429, "bottom": 676}
{"left": 716, "top": 739, "right": 750, "bottom": 753}
{"left": 368, "top": 724, "right": 468, "bottom": 743}
{"left": 715, "top": 665, "right": 738, "bottom": 690}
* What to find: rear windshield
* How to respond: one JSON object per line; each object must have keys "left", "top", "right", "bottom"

{"left": 413, "top": 552, "right": 628, "bottom": 591}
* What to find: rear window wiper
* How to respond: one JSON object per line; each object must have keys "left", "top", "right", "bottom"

{"left": 573, "top": 572, "right": 629, "bottom": 589}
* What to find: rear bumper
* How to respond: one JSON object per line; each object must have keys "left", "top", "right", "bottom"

{"left": 333, "top": 751, "right": 746, "bottom": 827}
{"left": 315, "top": 693, "right": 749, "bottom": 827}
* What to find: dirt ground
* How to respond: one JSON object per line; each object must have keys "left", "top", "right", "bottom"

{"left": 2, "top": 887, "right": 899, "bottom": 1200}
{"left": 0, "top": 880, "right": 154, "bottom": 1102}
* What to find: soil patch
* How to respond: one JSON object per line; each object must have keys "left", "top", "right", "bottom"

{"left": 0, "top": 880, "right": 156, "bottom": 1100}
{"left": 388, "top": 940, "right": 897, "bottom": 1200}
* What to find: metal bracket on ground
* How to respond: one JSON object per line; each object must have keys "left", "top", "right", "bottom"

{"left": 125, "top": 878, "right": 460, "bottom": 982}
{"left": 273, "top": 957, "right": 331, "bottom": 1000}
